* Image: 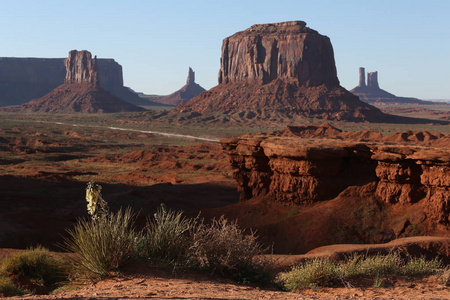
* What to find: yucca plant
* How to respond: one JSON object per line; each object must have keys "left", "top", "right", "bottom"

{"left": 62, "top": 208, "right": 138, "bottom": 281}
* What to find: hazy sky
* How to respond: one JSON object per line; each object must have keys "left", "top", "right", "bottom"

{"left": 1, "top": 0, "right": 449, "bottom": 99}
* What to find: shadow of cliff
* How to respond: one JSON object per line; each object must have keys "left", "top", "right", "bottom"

{"left": 0, "top": 175, "right": 238, "bottom": 250}
{"left": 375, "top": 113, "right": 450, "bottom": 125}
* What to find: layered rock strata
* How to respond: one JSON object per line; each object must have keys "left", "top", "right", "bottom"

{"left": 174, "top": 21, "right": 386, "bottom": 122}
{"left": 221, "top": 124, "right": 450, "bottom": 229}
{"left": 155, "top": 67, "right": 206, "bottom": 106}
{"left": 18, "top": 50, "right": 145, "bottom": 113}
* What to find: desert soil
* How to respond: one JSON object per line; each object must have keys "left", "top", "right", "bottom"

{"left": 5, "top": 271, "right": 450, "bottom": 300}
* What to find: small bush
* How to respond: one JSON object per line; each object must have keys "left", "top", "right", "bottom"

{"left": 341, "top": 252, "right": 402, "bottom": 277}
{"left": 189, "top": 216, "right": 266, "bottom": 279}
{"left": 278, "top": 252, "right": 445, "bottom": 292}
{"left": 0, "top": 275, "right": 27, "bottom": 297}
{"left": 62, "top": 208, "right": 138, "bottom": 281}
{"left": 438, "top": 266, "right": 450, "bottom": 286}
{"left": 0, "top": 246, "right": 67, "bottom": 295}
{"left": 0, "top": 246, "right": 67, "bottom": 286}
{"left": 138, "top": 204, "right": 193, "bottom": 262}
{"left": 403, "top": 256, "right": 442, "bottom": 276}
{"left": 277, "top": 258, "right": 339, "bottom": 291}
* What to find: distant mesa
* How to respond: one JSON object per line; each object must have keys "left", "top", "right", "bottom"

{"left": 350, "top": 67, "right": 431, "bottom": 105}
{"left": 173, "top": 21, "right": 388, "bottom": 122}
{"left": 0, "top": 53, "right": 156, "bottom": 107}
{"left": 154, "top": 67, "right": 206, "bottom": 106}
{"left": 16, "top": 50, "right": 145, "bottom": 113}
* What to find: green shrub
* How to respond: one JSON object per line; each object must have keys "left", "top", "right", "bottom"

{"left": 189, "top": 216, "right": 266, "bottom": 279}
{"left": 62, "top": 207, "right": 138, "bottom": 281}
{"left": 0, "top": 246, "right": 67, "bottom": 295}
{"left": 0, "top": 275, "right": 27, "bottom": 297}
{"left": 278, "top": 252, "right": 445, "bottom": 292}
{"left": 138, "top": 204, "right": 193, "bottom": 262}
{"left": 403, "top": 256, "right": 442, "bottom": 276}
{"left": 277, "top": 258, "right": 339, "bottom": 291}
{"left": 341, "top": 252, "right": 402, "bottom": 277}
{"left": 0, "top": 246, "right": 67, "bottom": 287}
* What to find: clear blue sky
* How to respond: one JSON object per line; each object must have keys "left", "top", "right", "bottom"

{"left": 1, "top": 0, "right": 449, "bottom": 99}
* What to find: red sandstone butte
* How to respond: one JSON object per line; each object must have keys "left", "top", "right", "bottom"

{"left": 173, "top": 21, "right": 387, "bottom": 122}
{"left": 18, "top": 50, "right": 144, "bottom": 113}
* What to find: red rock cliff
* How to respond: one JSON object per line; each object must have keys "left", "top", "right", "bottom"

{"left": 64, "top": 50, "right": 98, "bottom": 86}
{"left": 221, "top": 125, "right": 450, "bottom": 235}
{"left": 218, "top": 21, "right": 339, "bottom": 87}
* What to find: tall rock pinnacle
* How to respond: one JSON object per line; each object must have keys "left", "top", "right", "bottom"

{"left": 64, "top": 50, "right": 98, "bottom": 86}
{"left": 358, "top": 67, "right": 366, "bottom": 87}
{"left": 187, "top": 67, "right": 195, "bottom": 85}
{"left": 367, "top": 71, "right": 379, "bottom": 89}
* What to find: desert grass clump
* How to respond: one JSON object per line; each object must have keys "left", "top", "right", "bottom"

{"left": 277, "top": 258, "right": 339, "bottom": 291}
{"left": 403, "top": 256, "right": 442, "bottom": 276}
{"left": 138, "top": 204, "right": 193, "bottom": 262}
{"left": 278, "top": 252, "right": 446, "bottom": 292}
{"left": 438, "top": 266, "right": 450, "bottom": 286}
{"left": 62, "top": 208, "right": 138, "bottom": 281}
{"left": 189, "top": 216, "right": 267, "bottom": 281}
{"left": 341, "top": 252, "right": 403, "bottom": 278}
{"left": 0, "top": 274, "right": 27, "bottom": 296}
{"left": 0, "top": 246, "right": 67, "bottom": 295}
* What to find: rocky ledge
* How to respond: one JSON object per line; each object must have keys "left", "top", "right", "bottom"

{"left": 221, "top": 124, "right": 450, "bottom": 234}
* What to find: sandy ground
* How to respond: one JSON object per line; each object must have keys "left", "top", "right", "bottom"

{"left": 6, "top": 272, "right": 450, "bottom": 300}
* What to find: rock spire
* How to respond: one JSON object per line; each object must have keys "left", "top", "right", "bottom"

{"left": 154, "top": 67, "right": 206, "bottom": 106}
{"left": 187, "top": 67, "right": 195, "bottom": 85}
{"left": 358, "top": 67, "right": 366, "bottom": 87}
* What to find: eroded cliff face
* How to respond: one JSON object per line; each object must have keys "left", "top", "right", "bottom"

{"left": 65, "top": 50, "right": 98, "bottom": 85}
{"left": 174, "top": 21, "right": 386, "bottom": 122}
{"left": 218, "top": 21, "right": 339, "bottom": 87}
{"left": 221, "top": 125, "right": 450, "bottom": 234}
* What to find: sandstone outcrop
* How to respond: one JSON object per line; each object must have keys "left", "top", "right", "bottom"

{"left": 351, "top": 67, "right": 432, "bottom": 105}
{"left": 221, "top": 124, "right": 450, "bottom": 246}
{"left": 155, "top": 67, "right": 206, "bottom": 106}
{"left": 173, "top": 21, "right": 387, "bottom": 122}
{"left": 17, "top": 50, "right": 145, "bottom": 113}
{"left": 0, "top": 55, "right": 152, "bottom": 107}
